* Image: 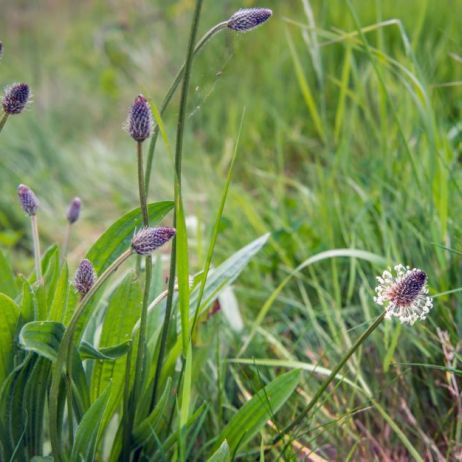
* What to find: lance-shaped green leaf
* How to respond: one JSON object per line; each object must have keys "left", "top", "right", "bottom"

{"left": 80, "top": 340, "right": 131, "bottom": 360}
{"left": 19, "top": 321, "right": 64, "bottom": 362}
{"left": 213, "top": 369, "right": 300, "bottom": 454}
{"left": 0, "top": 294, "right": 20, "bottom": 384}
{"left": 207, "top": 440, "right": 231, "bottom": 462}
{"left": 0, "top": 249, "right": 17, "bottom": 298}
{"left": 71, "top": 384, "right": 112, "bottom": 461}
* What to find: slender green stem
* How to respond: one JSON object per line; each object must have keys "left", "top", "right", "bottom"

{"left": 144, "top": 20, "right": 227, "bottom": 196}
{"left": 274, "top": 312, "right": 386, "bottom": 444}
{"left": 122, "top": 343, "right": 134, "bottom": 462}
{"left": 150, "top": 0, "right": 203, "bottom": 410}
{"left": 0, "top": 112, "right": 8, "bottom": 134}
{"left": 30, "top": 215, "right": 42, "bottom": 285}
{"left": 62, "top": 222, "right": 72, "bottom": 263}
{"left": 49, "top": 249, "right": 133, "bottom": 461}
{"left": 125, "top": 141, "right": 152, "bottom": 459}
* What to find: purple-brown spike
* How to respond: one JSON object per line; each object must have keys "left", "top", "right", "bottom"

{"left": 387, "top": 270, "right": 427, "bottom": 308}
{"left": 125, "top": 94, "right": 153, "bottom": 142}
{"left": 2, "top": 83, "right": 30, "bottom": 115}
{"left": 227, "top": 8, "right": 272, "bottom": 32}
{"left": 17, "top": 184, "right": 39, "bottom": 216}
{"left": 74, "top": 259, "right": 96, "bottom": 296}
{"left": 67, "top": 197, "right": 81, "bottom": 224}
{"left": 131, "top": 227, "right": 176, "bottom": 256}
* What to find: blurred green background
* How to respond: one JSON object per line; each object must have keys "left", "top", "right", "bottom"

{"left": 2, "top": 0, "right": 462, "bottom": 458}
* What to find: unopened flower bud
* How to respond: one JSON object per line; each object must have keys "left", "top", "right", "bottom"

{"left": 74, "top": 259, "right": 96, "bottom": 296}
{"left": 227, "top": 8, "right": 272, "bottom": 32}
{"left": 131, "top": 227, "right": 176, "bottom": 256}
{"left": 17, "top": 184, "right": 39, "bottom": 216}
{"left": 67, "top": 197, "right": 81, "bottom": 224}
{"left": 125, "top": 94, "right": 153, "bottom": 142}
{"left": 2, "top": 83, "right": 30, "bottom": 115}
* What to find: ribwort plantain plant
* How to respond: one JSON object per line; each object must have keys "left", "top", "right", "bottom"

{"left": 0, "top": 5, "right": 282, "bottom": 462}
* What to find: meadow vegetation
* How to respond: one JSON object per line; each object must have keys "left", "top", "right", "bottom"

{"left": 0, "top": 0, "right": 462, "bottom": 460}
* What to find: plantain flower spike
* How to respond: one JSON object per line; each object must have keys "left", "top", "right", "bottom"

{"left": 227, "top": 8, "right": 272, "bottom": 32}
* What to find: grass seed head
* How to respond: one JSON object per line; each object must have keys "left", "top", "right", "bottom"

{"left": 131, "top": 227, "right": 176, "bottom": 256}
{"left": 17, "top": 184, "right": 39, "bottom": 216}
{"left": 227, "top": 8, "right": 272, "bottom": 32}
{"left": 2, "top": 83, "right": 30, "bottom": 115}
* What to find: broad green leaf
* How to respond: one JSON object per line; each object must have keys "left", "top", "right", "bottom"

{"left": 133, "top": 377, "right": 172, "bottom": 447}
{"left": 71, "top": 384, "right": 112, "bottom": 462}
{"left": 19, "top": 321, "right": 64, "bottom": 362}
{"left": 24, "top": 358, "right": 51, "bottom": 455}
{"left": 0, "top": 294, "right": 20, "bottom": 385}
{"left": 207, "top": 440, "right": 231, "bottom": 462}
{"left": 86, "top": 202, "right": 174, "bottom": 274}
{"left": 90, "top": 273, "right": 141, "bottom": 434}
{"left": 0, "top": 249, "right": 17, "bottom": 298}
{"left": 0, "top": 355, "right": 36, "bottom": 457}
{"left": 187, "top": 233, "right": 270, "bottom": 320}
{"left": 80, "top": 340, "right": 131, "bottom": 360}
{"left": 213, "top": 369, "right": 300, "bottom": 453}
{"left": 18, "top": 275, "right": 34, "bottom": 322}
{"left": 48, "top": 262, "right": 72, "bottom": 322}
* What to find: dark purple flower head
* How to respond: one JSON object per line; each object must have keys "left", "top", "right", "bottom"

{"left": 126, "top": 94, "right": 153, "bottom": 142}
{"left": 2, "top": 83, "right": 30, "bottom": 115}
{"left": 0, "top": 42, "right": 3, "bottom": 60}
{"left": 227, "top": 8, "right": 272, "bottom": 32}
{"left": 74, "top": 259, "right": 96, "bottom": 297}
{"left": 388, "top": 270, "right": 427, "bottom": 308}
{"left": 131, "top": 227, "right": 176, "bottom": 256}
{"left": 17, "top": 184, "right": 39, "bottom": 216}
{"left": 67, "top": 197, "right": 81, "bottom": 224}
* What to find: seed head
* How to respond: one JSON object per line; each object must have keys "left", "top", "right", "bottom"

{"left": 227, "top": 8, "right": 272, "bottom": 32}
{"left": 2, "top": 83, "right": 30, "bottom": 115}
{"left": 131, "top": 227, "right": 176, "bottom": 256}
{"left": 67, "top": 197, "right": 81, "bottom": 224}
{"left": 375, "top": 265, "right": 433, "bottom": 325}
{"left": 125, "top": 94, "right": 153, "bottom": 142}
{"left": 17, "top": 184, "right": 39, "bottom": 216}
{"left": 74, "top": 259, "right": 96, "bottom": 297}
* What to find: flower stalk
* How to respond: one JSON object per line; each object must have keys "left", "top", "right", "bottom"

{"left": 0, "top": 112, "right": 8, "bottom": 134}
{"left": 124, "top": 140, "right": 152, "bottom": 451}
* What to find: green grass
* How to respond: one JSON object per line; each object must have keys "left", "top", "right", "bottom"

{"left": 1, "top": 0, "right": 462, "bottom": 459}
